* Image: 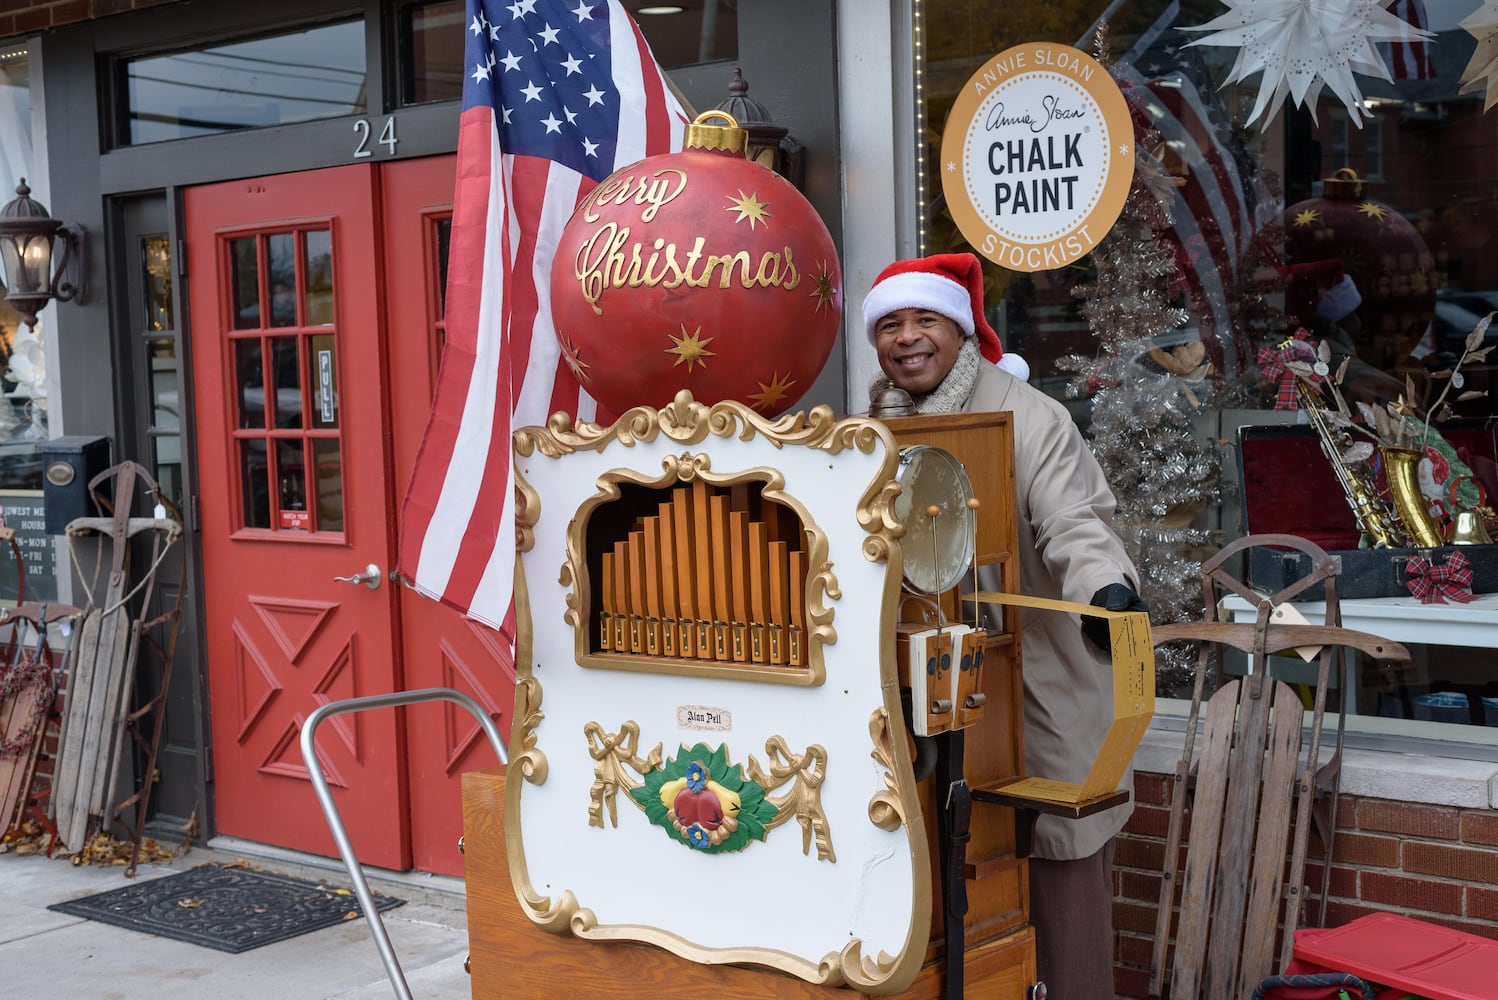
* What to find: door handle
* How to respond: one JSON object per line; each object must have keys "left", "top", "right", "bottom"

{"left": 333, "top": 563, "right": 382, "bottom": 590}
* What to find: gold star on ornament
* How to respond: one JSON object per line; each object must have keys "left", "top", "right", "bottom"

{"left": 1357, "top": 201, "right": 1389, "bottom": 221}
{"left": 748, "top": 371, "right": 796, "bottom": 411}
{"left": 810, "top": 260, "right": 838, "bottom": 314}
{"left": 666, "top": 324, "right": 715, "bottom": 371}
{"left": 559, "top": 332, "right": 591, "bottom": 381}
{"left": 1293, "top": 208, "right": 1321, "bottom": 227}
{"left": 725, "top": 189, "right": 772, "bottom": 229}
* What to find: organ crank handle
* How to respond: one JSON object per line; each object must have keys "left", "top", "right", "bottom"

{"left": 333, "top": 563, "right": 383, "bottom": 590}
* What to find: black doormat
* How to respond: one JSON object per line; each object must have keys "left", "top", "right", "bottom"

{"left": 47, "top": 862, "right": 405, "bottom": 953}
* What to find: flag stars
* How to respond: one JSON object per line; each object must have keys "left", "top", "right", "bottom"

{"left": 521, "top": 80, "right": 544, "bottom": 102}
{"left": 541, "top": 112, "right": 563, "bottom": 134}
{"left": 508, "top": 0, "right": 537, "bottom": 19}
{"left": 472, "top": 61, "right": 493, "bottom": 84}
{"left": 470, "top": 14, "right": 486, "bottom": 35}
{"left": 502, "top": 106, "right": 514, "bottom": 124}
{"left": 500, "top": 50, "right": 523, "bottom": 72}
{"left": 582, "top": 137, "right": 599, "bottom": 157}
{"left": 571, "top": 1, "right": 595, "bottom": 20}
{"left": 563, "top": 106, "right": 578, "bottom": 124}
{"left": 539, "top": 24, "right": 561, "bottom": 45}
{"left": 583, "top": 84, "right": 606, "bottom": 106}
{"left": 561, "top": 53, "right": 583, "bottom": 76}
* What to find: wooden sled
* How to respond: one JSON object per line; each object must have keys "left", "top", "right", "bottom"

{"left": 48, "top": 461, "right": 182, "bottom": 861}
{"left": 1148, "top": 534, "right": 1410, "bottom": 999}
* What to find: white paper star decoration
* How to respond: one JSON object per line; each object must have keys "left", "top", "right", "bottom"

{"left": 1459, "top": 1, "right": 1498, "bottom": 111}
{"left": 1184, "top": 0, "right": 1434, "bottom": 130}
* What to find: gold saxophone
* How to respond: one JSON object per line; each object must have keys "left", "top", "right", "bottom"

{"left": 1295, "top": 380, "right": 1406, "bottom": 549}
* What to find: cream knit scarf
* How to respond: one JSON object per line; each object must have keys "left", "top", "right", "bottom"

{"left": 868, "top": 337, "right": 981, "bottom": 415}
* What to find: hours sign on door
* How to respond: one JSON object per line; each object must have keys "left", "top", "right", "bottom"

{"left": 940, "top": 42, "right": 1133, "bottom": 272}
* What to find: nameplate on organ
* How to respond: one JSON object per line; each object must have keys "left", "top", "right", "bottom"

{"left": 588, "top": 477, "right": 813, "bottom": 682}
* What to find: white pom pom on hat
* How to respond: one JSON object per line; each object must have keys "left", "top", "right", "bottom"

{"left": 863, "top": 252, "right": 1028, "bottom": 380}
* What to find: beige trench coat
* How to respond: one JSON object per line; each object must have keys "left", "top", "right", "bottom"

{"left": 964, "top": 364, "right": 1139, "bottom": 860}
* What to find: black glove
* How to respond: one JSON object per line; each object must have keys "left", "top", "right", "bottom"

{"left": 1080, "top": 583, "right": 1149, "bottom": 651}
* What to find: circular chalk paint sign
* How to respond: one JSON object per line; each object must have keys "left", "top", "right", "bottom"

{"left": 940, "top": 42, "right": 1134, "bottom": 272}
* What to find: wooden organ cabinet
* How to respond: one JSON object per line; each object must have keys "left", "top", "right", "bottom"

{"left": 460, "top": 397, "right": 1064, "bottom": 998}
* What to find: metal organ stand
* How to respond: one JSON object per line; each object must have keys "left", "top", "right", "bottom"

{"left": 461, "top": 396, "right": 1149, "bottom": 999}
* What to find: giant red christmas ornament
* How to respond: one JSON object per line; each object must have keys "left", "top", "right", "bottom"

{"left": 1282, "top": 168, "right": 1435, "bottom": 370}
{"left": 550, "top": 111, "right": 841, "bottom": 417}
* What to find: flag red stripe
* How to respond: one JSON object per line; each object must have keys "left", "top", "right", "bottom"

{"left": 397, "top": 106, "right": 494, "bottom": 593}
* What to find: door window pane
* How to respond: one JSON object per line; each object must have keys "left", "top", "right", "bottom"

{"left": 276, "top": 439, "right": 308, "bottom": 531}
{"left": 142, "top": 235, "right": 173, "bottom": 331}
{"left": 230, "top": 237, "right": 260, "bottom": 330}
{"left": 240, "top": 440, "right": 270, "bottom": 528}
{"left": 307, "top": 334, "right": 338, "bottom": 429}
{"left": 121, "top": 19, "right": 367, "bottom": 145}
{"left": 304, "top": 229, "right": 334, "bottom": 326}
{"left": 311, "top": 438, "right": 344, "bottom": 533}
{"left": 267, "top": 232, "right": 296, "bottom": 327}
{"left": 269, "top": 336, "right": 303, "bottom": 429}
{"left": 234, "top": 338, "right": 264, "bottom": 429}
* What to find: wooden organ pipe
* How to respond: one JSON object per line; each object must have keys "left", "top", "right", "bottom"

{"left": 594, "top": 484, "right": 807, "bottom": 668}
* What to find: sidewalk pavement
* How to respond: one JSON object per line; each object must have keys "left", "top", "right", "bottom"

{"left": 0, "top": 835, "right": 472, "bottom": 999}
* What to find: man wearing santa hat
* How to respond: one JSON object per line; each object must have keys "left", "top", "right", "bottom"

{"left": 864, "top": 252, "right": 1144, "bottom": 1000}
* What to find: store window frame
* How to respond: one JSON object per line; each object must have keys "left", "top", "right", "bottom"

{"left": 895, "top": 0, "right": 1498, "bottom": 757}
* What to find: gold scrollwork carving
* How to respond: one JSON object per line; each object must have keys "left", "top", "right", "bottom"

{"left": 518, "top": 884, "right": 579, "bottom": 933}
{"left": 866, "top": 708, "right": 903, "bottom": 832}
{"left": 836, "top": 940, "right": 902, "bottom": 991}
{"left": 513, "top": 390, "right": 897, "bottom": 462}
{"left": 515, "top": 475, "right": 540, "bottom": 553}
{"left": 583, "top": 721, "right": 663, "bottom": 828}
{"left": 512, "top": 676, "right": 548, "bottom": 785}
{"left": 746, "top": 738, "right": 836, "bottom": 862}
{"left": 661, "top": 451, "right": 711, "bottom": 482}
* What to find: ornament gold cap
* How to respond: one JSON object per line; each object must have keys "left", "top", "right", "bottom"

{"left": 1322, "top": 167, "right": 1366, "bottom": 200}
{"left": 684, "top": 109, "right": 748, "bottom": 157}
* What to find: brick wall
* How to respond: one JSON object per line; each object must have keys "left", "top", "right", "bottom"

{"left": 1114, "top": 769, "right": 1498, "bottom": 997}
{"left": 0, "top": 0, "right": 182, "bottom": 40}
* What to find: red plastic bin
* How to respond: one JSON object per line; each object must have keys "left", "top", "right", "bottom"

{"left": 1289, "top": 912, "right": 1498, "bottom": 1000}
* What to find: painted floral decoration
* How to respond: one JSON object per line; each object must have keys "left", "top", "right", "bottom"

{"left": 630, "top": 742, "right": 778, "bottom": 853}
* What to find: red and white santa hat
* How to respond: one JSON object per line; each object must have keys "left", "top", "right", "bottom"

{"left": 862, "top": 253, "right": 1030, "bottom": 381}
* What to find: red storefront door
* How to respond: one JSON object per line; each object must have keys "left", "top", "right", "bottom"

{"left": 187, "top": 159, "right": 510, "bottom": 874}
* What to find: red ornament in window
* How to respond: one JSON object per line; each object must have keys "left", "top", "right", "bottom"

{"left": 1282, "top": 168, "right": 1436, "bottom": 372}
{"left": 550, "top": 111, "right": 841, "bottom": 418}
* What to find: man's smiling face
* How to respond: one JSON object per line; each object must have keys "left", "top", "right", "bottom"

{"left": 874, "top": 307, "right": 965, "bottom": 396}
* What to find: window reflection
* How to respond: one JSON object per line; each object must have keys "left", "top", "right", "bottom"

{"left": 122, "top": 19, "right": 367, "bottom": 145}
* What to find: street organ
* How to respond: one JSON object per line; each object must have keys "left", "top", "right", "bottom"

{"left": 461, "top": 392, "right": 1151, "bottom": 998}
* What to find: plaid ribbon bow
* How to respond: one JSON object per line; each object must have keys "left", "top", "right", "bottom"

{"left": 1405, "top": 550, "right": 1477, "bottom": 604}
{"left": 1256, "top": 330, "right": 1321, "bottom": 410}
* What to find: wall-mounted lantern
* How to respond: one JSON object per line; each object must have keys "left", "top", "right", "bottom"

{"left": 0, "top": 178, "right": 86, "bottom": 329}
{"left": 715, "top": 68, "right": 806, "bottom": 190}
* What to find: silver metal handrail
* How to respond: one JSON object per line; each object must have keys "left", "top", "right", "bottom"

{"left": 300, "top": 687, "right": 508, "bottom": 1000}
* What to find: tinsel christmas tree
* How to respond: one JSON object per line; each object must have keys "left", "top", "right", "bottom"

{"left": 1058, "top": 148, "right": 1224, "bottom": 697}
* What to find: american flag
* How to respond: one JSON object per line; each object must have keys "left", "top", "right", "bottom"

{"left": 1380, "top": 0, "right": 1437, "bottom": 81}
{"left": 398, "top": 0, "right": 686, "bottom": 630}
